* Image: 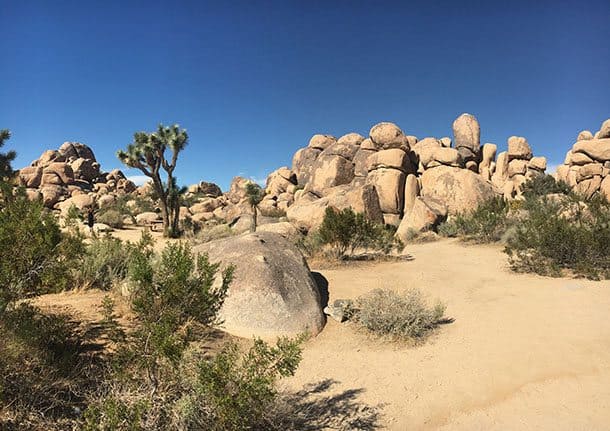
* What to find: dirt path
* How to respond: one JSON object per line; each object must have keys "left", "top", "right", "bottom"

{"left": 283, "top": 239, "right": 610, "bottom": 430}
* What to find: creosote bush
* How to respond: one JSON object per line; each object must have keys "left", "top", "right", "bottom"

{"left": 74, "top": 232, "right": 153, "bottom": 290}
{"left": 0, "top": 188, "right": 82, "bottom": 310}
{"left": 438, "top": 196, "right": 510, "bottom": 243}
{"left": 505, "top": 193, "right": 610, "bottom": 279}
{"left": 355, "top": 288, "right": 446, "bottom": 340}
{"left": 314, "top": 207, "right": 403, "bottom": 259}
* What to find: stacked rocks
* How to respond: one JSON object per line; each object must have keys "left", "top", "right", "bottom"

{"left": 283, "top": 115, "right": 506, "bottom": 237}
{"left": 491, "top": 136, "right": 546, "bottom": 199}
{"left": 17, "top": 142, "right": 136, "bottom": 210}
{"left": 556, "top": 119, "right": 610, "bottom": 200}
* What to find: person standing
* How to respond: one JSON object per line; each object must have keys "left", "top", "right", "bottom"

{"left": 86, "top": 207, "right": 95, "bottom": 233}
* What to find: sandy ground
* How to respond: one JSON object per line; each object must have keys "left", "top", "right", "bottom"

{"left": 281, "top": 239, "right": 610, "bottom": 430}
{"left": 35, "top": 229, "right": 610, "bottom": 430}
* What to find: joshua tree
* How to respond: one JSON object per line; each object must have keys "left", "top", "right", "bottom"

{"left": 117, "top": 124, "right": 188, "bottom": 237}
{"left": 0, "top": 129, "right": 16, "bottom": 181}
{"left": 245, "top": 182, "right": 264, "bottom": 232}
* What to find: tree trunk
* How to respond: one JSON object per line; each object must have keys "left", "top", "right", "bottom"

{"left": 251, "top": 205, "right": 257, "bottom": 232}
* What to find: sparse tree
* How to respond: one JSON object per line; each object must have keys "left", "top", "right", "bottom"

{"left": 245, "top": 182, "right": 264, "bottom": 232}
{"left": 0, "top": 129, "right": 16, "bottom": 181}
{"left": 117, "top": 124, "right": 188, "bottom": 237}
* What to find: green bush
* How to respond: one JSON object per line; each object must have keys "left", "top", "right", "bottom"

{"left": 83, "top": 243, "right": 307, "bottom": 430}
{"left": 505, "top": 194, "right": 610, "bottom": 279}
{"left": 96, "top": 209, "right": 125, "bottom": 229}
{"left": 520, "top": 174, "right": 571, "bottom": 200}
{"left": 355, "top": 288, "right": 446, "bottom": 340}
{"left": 316, "top": 207, "right": 403, "bottom": 258}
{"left": 0, "top": 304, "right": 89, "bottom": 428}
{"left": 0, "top": 189, "right": 81, "bottom": 310}
{"left": 438, "top": 196, "right": 510, "bottom": 243}
{"left": 74, "top": 233, "right": 153, "bottom": 290}
{"left": 176, "top": 336, "right": 304, "bottom": 431}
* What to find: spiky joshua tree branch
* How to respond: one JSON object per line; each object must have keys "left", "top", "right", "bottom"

{"left": 117, "top": 124, "right": 188, "bottom": 238}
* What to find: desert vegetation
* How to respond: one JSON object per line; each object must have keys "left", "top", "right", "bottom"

{"left": 298, "top": 207, "right": 403, "bottom": 260}
{"left": 0, "top": 145, "right": 310, "bottom": 429}
{"left": 438, "top": 175, "right": 610, "bottom": 279}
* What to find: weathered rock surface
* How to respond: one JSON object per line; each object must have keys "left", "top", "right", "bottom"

{"left": 194, "top": 232, "right": 325, "bottom": 339}
{"left": 421, "top": 166, "right": 496, "bottom": 214}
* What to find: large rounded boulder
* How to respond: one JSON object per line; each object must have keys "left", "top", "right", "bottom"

{"left": 195, "top": 232, "right": 325, "bottom": 339}
{"left": 421, "top": 165, "right": 496, "bottom": 214}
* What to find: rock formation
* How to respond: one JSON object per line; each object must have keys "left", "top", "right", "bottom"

{"left": 555, "top": 119, "right": 610, "bottom": 200}
{"left": 17, "top": 142, "right": 136, "bottom": 210}
{"left": 194, "top": 231, "right": 326, "bottom": 339}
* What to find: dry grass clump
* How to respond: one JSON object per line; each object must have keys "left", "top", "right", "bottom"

{"left": 355, "top": 288, "right": 447, "bottom": 341}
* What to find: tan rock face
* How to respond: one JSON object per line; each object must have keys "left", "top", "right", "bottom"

{"left": 507, "top": 136, "right": 533, "bottom": 160}
{"left": 369, "top": 122, "right": 409, "bottom": 150}
{"left": 572, "top": 139, "right": 610, "bottom": 162}
{"left": 308, "top": 134, "right": 336, "bottom": 151}
{"left": 194, "top": 232, "right": 325, "bottom": 339}
{"left": 598, "top": 119, "right": 610, "bottom": 139}
{"left": 17, "top": 166, "right": 43, "bottom": 188}
{"left": 353, "top": 148, "right": 375, "bottom": 177}
{"left": 452, "top": 113, "right": 480, "bottom": 153}
{"left": 40, "top": 185, "right": 65, "bottom": 207}
{"left": 361, "top": 184, "right": 384, "bottom": 224}
{"left": 70, "top": 157, "right": 100, "bottom": 181}
{"left": 577, "top": 130, "right": 594, "bottom": 141}
{"left": 480, "top": 143, "right": 497, "bottom": 170}
{"left": 508, "top": 159, "right": 527, "bottom": 177}
{"left": 308, "top": 154, "right": 354, "bottom": 196}
{"left": 367, "top": 149, "right": 411, "bottom": 172}
{"left": 574, "top": 176, "right": 602, "bottom": 199}
{"left": 421, "top": 165, "right": 496, "bottom": 214}
{"left": 266, "top": 167, "right": 296, "bottom": 196}
{"left": 570, "top": 152, "right": 595, "bottom": 165}
{"left": 366, "top": 168, "right": 405, "bottom": 215}
{"left": 403, "top": 174, "right": 420, "bottom": 215}
{"left": 59, "top": 142, "right": 96, "bottom": 162}
{"left": 396, "top": 196, "right": 447, "bottom": 237}
{"left": 292, "top": 147, "right": 322, "bottom": 185}
{"left": 286, "top": 196, "right": 330, "bottom": 232}
{"left": 337, "top": 132, "right": 365, "bottom": 146}
{"left": 322, "top": 142, "right": 359, "bottom": 161}
{"left": 42, "top": 162, "right": 74, "bottom": 186}
{"left": 577, "top": 163, "right": 604, "bottom": 181}
{"left": 191, "top": 198, "right": 221, "bottom": 214}
{"left": 527, "top": 156, "right": 547, "bottom": 171}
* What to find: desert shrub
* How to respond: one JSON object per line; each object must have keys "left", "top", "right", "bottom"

{"left": 175, "top": 336, "right": 304, "bottom": 431}
{"left": 74, "top": 233, "right": 153, "bottom": 290}
{"left": 438, "top": 196, "right": 510, "bottom": 243}
{"left": 96, "top": 209, "right": 124, "bottom": 229}
{"left": 505, "top": 194, "right": 610, "bottom": 279}
{"left": 0, "top": 189, "right": 82, "bottom": 310}
{"left": 83, "top": 243, "right": 306, "bottom": 430}
{"left": 194, "top": 223, "right": 235, "bottom": 244}
{"left": 0, "top": 303, "right": 91, "bottom": 428}
{"left": 317, "top": 207, "right": 403, "bottom": 258}
{"left": 520, "top": 174, "right": 571, "bottom": 200}
{"left": 355, "top": 288, "right": 446, "bottom": 340}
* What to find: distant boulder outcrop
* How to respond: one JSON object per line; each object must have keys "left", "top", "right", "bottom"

{"left": 17, "top": 142, "right": 136, "bottom": 211}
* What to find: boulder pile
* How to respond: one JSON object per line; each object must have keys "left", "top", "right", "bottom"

{"left": 555, "top": 119, "right": 610, "bottom": 200}
{"left": 253, "top": 114, "right": 549, "bottom": 241}
{"left": 17, "top": 142, "right": 136, "bottom": 210}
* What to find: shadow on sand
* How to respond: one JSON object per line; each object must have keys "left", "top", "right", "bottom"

{"left": 277, "top": 379, "right": 382, "bottom": 430}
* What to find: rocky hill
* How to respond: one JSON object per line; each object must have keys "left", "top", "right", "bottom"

{"left": 16, "top": 115, "right": 610, "bottom": 238}
{"left": 17, "top": 142, "right": 136, "bottom": 211}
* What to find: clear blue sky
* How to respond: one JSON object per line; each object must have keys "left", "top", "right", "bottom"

{"left": 2, "top": 0, "right": 609, "bottom": 190}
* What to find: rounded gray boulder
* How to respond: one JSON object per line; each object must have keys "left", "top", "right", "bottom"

{"left": 194, "top": 231, "right": 326, "bottom": 339}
